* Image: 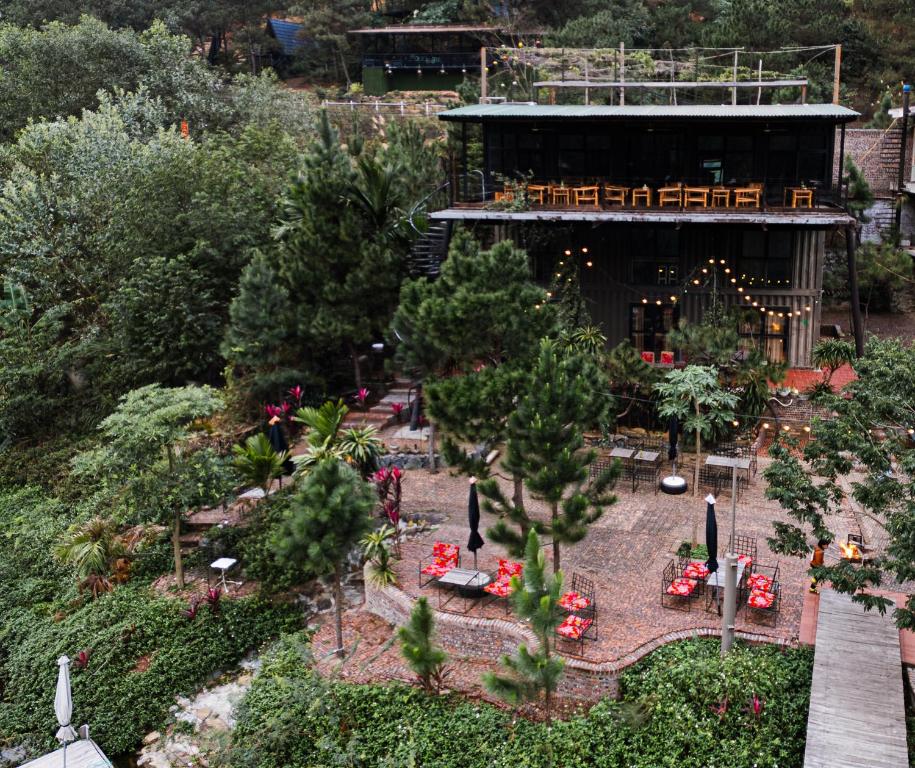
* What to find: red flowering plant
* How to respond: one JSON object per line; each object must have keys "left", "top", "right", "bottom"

{"left": 744, "top": 692, "right": 765, "bottom": 723}
{"left": 391, "top": 402, "right": 404, "bottom": 422}
{"left": 373, "top": 466, "right": 403, "bottom": 557}
{"left": 288, "top": 385, "right": 304, "bottom": 407}
{"left": 357, "top": 387, "right": 370, "bottom": 411}
{"left": 265, "top": 404, "right": 282, "bottom": 420}
{"left": 182, "top": 596, "right": 201, "bottom": 621}
{"left": 205, "top": 587, "right": 222, "bottom": 614}
{"left": 72, "top": 649, "right": 92, "bottom": 670}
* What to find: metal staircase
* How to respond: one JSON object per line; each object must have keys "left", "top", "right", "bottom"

{"left": 407, "top": 222, "right": 451, "bottom": 277}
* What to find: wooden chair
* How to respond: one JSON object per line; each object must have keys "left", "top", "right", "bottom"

{"left": 631, "top": 186, "right": 652, "bottom": 207}
{"left": 711, "top": 187, "right": 731, "bottom": 207}
{"left": 493, "top": 190, "right": 514, "bottom": 203}
{"left": 683, "top": 186, "right": 710, "bottom": 207}
{"left": 527, "top": 184, "right": 548, "bottom": 205}
{"left": 603, "top": 185, "right": 629, "bottom": 206}
{"left": 790, "top": 188, "right": 814, "bottom": 208}
{"left": 657, "top": 185, "right": 682, "bottom": 207}
{"left": 550, "top": 184, "right": 572, "bottom": 206}
{"left": 573, "top": 185, "right": 600, "bottom": 208}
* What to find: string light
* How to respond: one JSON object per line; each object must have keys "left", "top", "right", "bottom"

{"left": 586, "top": 260, "right": 593, "bottom": 268}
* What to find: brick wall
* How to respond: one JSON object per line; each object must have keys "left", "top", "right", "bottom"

{"left": 841, "top": 127, "right": 914, "bottom": 199}
{"left": 365, "top": 570, "right": 790, "bottom": 703}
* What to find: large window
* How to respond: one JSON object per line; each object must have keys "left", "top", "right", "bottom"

{"left": 737, "top": 307, "right": 789, "bottom": 363}
{"left": 738, "top": 230, "right": 793, "bottom": 288}
{"left": 630, "top": 303, "right": 679, "bottom": 358}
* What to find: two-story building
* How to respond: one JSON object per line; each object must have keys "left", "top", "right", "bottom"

{"left": 431, "top": 103, "right": 860, "bottom": 367}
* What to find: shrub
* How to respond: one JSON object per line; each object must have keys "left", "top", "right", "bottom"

{"left": 225, "top": 636, "right": 813, "bottom": 768}
{"left": 0, "top": 587, "right": 300, "bottom": 758}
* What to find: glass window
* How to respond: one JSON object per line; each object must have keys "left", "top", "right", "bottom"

{"left": 631, "top": 260, "right": 678, "bottom": 285}
{"left": 738, "top": 231, "right": 793, "bottom": 286}
{"left": 630, "top": 303, "right": 679, "bottom": 357}
{"left": 736, "top": 307, "right": 789, "bottom": 363}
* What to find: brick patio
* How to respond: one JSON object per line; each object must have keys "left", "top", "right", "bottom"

{"left": 382, "top": 460, "right": 815, "bottom": 665}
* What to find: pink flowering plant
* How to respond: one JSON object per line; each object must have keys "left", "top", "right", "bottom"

{"left": 373, "top": 466, "right": 403, "bottom": 555}
{"left": 357, "top": 387, "right": 369, "bottom": 410}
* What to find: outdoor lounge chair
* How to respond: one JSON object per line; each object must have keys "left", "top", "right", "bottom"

{"left": 481, "top": 558, "right": 523, "bottom": 613}
{"left": 746, "top": 564, "right": 780, "bottom": 626}
{"left": 418, "top": 542, "right": 460, "bottom": 588}
{"left": 661, "top": 558, "right": 698, "bottom": 611}
{"left": 559, "top": 573, "right": 596, "bottom": 614}
{"left": 555, "top": 607, "right": 597, "bottom": 655}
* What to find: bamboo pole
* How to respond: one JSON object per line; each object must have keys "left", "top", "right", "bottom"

{"left": 833, "top": 45, "right": 842, "bottom": 105}
{"left": 480, "top": 47, "right": 487, "bottom": 101}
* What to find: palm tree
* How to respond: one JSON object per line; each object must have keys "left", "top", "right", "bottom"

{"left": 232, "top": 432, "right": 287, "bottom": 494}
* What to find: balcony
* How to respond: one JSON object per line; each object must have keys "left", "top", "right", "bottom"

{"left": 362, "top": 51, "right": 483, "bottom": 72}
{"left": 437, "top": 175, "right": 855, "bottom": 227}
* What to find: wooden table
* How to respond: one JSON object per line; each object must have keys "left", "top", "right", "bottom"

{"left": 733, "top": 187, "right": 762, "bottom": 208}
{"left": 550, "top": 186, "right": 572, "bottom": 206}
{"left": 683, "top": 186, "right": 710, "bottom": 207}
{"left": 657, "top": 186, "right": 682, "bottom": 207}
{"left": 437, "top": 568, "right": 492, "bottom": 613}
{"left": 527, "top": 184, "right": 548, "bottom": 204}
{"left": 573, "top": 185, "right": 599, "bottom": 208}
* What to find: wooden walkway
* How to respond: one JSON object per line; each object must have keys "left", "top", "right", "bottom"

{"left": 803, "top": 589, "right": 908, "bottom": 768}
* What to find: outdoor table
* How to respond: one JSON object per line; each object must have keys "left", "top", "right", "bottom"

{"left": 631, "top": 187, "right": 652, "bottom": 207}
{"left": 634, "top": 450, "right": 660, "bottom": 463}
{"left": 706, "top": 455, "right": 751, "bottom": 485}
{"left": 437, "top": 568, "right": 492, "bottom": 613}
{"left": 704, "top": 559, "right": 747, "bottom": 614}
{"left": 608, "top": 447, "right": 635, "bottom": 459}
{"left": 211, "top": 557, "right": 242, "bottom": 594}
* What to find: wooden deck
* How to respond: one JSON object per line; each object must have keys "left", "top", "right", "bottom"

{"left": 803, "top": 589, "right": 908, "bottom": 768}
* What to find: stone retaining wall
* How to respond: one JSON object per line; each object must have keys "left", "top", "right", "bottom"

{"left": 364, "top": 570, "right": 790, "bottom": 703}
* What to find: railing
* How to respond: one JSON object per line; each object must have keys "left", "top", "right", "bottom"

{"left": 321, "top": 99, "right": 449, "bottom": 117}
{"left": 363, "top": 51, "right": 482, "bottom": 71}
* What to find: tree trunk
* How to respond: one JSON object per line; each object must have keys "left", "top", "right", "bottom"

{"left": 512, "top": 475, "right": 524, "bottom": 512}
{"left": 333, "top": 565, "right": 345, "bottom": 659}
{"left": 846, "top": 224, "right": 865, "bottom": 357}
{"left": 172, "top": 511, "right": 184, "bottom": 589}
{"left": 544, "top": 685, "right": 552, "bottom": 725}
{"left": 348, "top": 341, "right": 363, "bottom": 391}
{"left": 427, "top": 422, "right": 437, "bottom": 472}
{"left": 551, "top": 501, "right": 560, "bottom": 573}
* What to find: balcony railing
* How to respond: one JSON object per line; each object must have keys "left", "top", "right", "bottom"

{"left": 449, "top": 175, "right": 843, "bottom": 212}
{"left": 363, "top": 51, "right": 482, "bottom": 71}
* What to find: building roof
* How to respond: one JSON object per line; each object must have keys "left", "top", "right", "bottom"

{"left": 266, "top": 18, "right": 306, "bottom": 56}
{"left": 349, "top": 24, "right": 502, "bottom": 34}
{"left": 438, "top": 103, "right": 860, "bottom": 122}
{"left": 20, "top": 740, "right": 112, "bottom": 768}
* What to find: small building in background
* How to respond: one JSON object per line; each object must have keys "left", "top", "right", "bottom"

{"left": 349, "top": 24, "right": 505, "bottom": 95}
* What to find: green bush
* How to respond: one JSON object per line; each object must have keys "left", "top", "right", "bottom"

{"left": 0, "top": 587, "right": 300, "bottom": 758}
{"left": 226, "top": 636, "right": 813, "bottom": 768}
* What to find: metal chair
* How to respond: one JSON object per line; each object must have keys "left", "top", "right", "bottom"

{"left": 559, "top": 573, "right": 596, "bottom": 614}
{"left": 661, "top": 559, "right": 699, "bottom": 611}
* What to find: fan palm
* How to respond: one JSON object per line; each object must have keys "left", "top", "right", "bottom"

{"left": 232, "top": 432, "right": 287, "bottom": 494}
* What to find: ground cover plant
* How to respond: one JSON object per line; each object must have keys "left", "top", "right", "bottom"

{"left": 225, "top": 635, "right": 813, "bottom": 768}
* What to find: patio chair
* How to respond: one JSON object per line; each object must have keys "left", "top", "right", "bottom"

{"left": 481, "top": 558, "right": 523, "bottom": 614}
{"left": 589, "top": 456, "right": 615, "bottom": 484}
{"left": 699, "top": 464, "right": 724, "bottom": 495}
{"left": 418, "top": 541, "right": 460, "bottom": 588}
{"left": 527, "top": 183, "right": 548, "bottom": 205}
{"left": 661, "top": 558, "right": 698, "bottom": 611}
{"left": 555, "top": 607, "right": 597, "bottom": 655}
{"left": 559, "top": 573, "right": 596, "bottom": 614}
{"left": 658, "top": 185, "right": 682, "bottom": 207}
{"left": 728, "top": 534, "right": 758, "bottom": 572}
{"left": 746, "top": 567, "right": 780, "bottom": 627}
{"left": 573, "top": 185, "right": 600, "bottom": 208}
{"left": 632, "top": 452, "right": 661, "bottom": 493}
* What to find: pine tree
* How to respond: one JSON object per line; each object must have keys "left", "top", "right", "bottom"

{"left": 483, "top": 530, "right": 566, "bottom": 723}
{"left": 398, "top": 596, "right": 448, "bottom": 693}
{"left": 482, "top": 339, "right": 618, "bottom": 570}
{"left": 274, "top": 459, "right": 375, "bottom": 658}
{"left": 549, "top": 253, "right": 591, "bottom": 329}
{"left": 221, "top": 251, "right": 295, "bottom": 372}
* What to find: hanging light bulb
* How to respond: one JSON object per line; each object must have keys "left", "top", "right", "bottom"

{"left": 642, "top": 298, "right": 648, "bottom": 304}
{"left": 586, "top": 260, "right": 593, "bottom": 267}
{"left": 564, "top": 249, "right": 572, "bottom": 256}
{"left": 581, "top": 247, "right": 589, "bottom": 253}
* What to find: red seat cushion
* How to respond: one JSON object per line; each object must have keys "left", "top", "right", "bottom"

{"left": 748, "top": 588, "right": 776, "bottom": 609}
{"left": 558, "top": 591, "right": 592, "bottom": 611}
{"left": 497, "top": 559, "right": 523, "bottom": 580}
{"left": 483, "top": 576, "right": 513, "bottom": 597}
{"left": 747, "top": 573, "right": 772, "bottom": 591}
{"left": 420, "top": 562, "right": 454, "bottom": 578}
{"left": 556, "top": 614, "right": 593, "bottom": 640}
{"left": 431, "top": 542, "right": 459, "bottom": 567}
{"left": 737, "top": 554, "right": 753, "bottom": 569}
{"left": 683, "top": 561, "right": 710, "bottom": 580}
{"left": 666, "top": 577, "right": 697, "bottom": 597}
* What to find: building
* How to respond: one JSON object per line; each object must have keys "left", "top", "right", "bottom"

{"left": 430, "top": 102, "right": 860, "bottom": 367}
{"left": 349, "top": 25, "right": 505, "bottom": 95}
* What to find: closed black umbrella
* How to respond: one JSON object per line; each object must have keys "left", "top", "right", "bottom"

{"left": 668, "top": 415, "right": 679, "bottom": 462}
{"left": 705, "top": 493, "right": 719, "bottom": 574}
{"left": 467, "top": 479, "right": 485, "bottom": 569}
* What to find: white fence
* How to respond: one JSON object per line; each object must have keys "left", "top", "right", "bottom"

{"left": 321, "top": 100, "right": 450, "bottom": 117}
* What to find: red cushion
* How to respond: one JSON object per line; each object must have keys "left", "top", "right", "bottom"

{"left": 666, "top": 577, "right": 697, "bottom": 596}
{"left": 747, "top": 573, "right": 772, "bottom": 591}
{"left": 683, "top": 561, "right": 710, "bottom": 580}
{"left": 558, "top": 591, "right": 592, "bottom": 611}
{"left": 484, "top": 576, "right": 513, "bottom": 597}
{"left": 497, "top": 559, "right": 523, "bottom": 579}
{"left": 421, "top": 562, "right": 454, "bottom": 578}
{"left": 557, "top": 614, "right": 593, "bottom": 640}
{"left": 430, "top": 542, "right": 458, "bottom": 567}
{"left": 748, "top": 588, "right": 776, "bottom": 609}
{"left": 737, "top": 554, "right": 753, "bottom": 568}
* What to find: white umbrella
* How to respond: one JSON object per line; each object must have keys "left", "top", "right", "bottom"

{"left": 54, "top": 655, "right": 78, "bottom": 744}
